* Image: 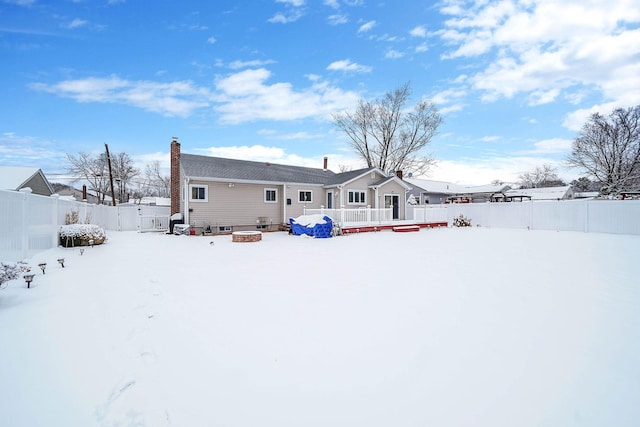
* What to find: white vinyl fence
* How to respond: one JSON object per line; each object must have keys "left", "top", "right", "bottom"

{"left": 304, "top": 207, "right": 393, "bottom": 225}
{"left": 0, "top": 189, "right": 170, "bottom": 262}
{"left": 408, "top": 199, "right": 640, "bottom": 235}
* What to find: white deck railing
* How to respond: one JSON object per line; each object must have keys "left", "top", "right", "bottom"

{"left": 304, "top": 207, "right": 393, "bottom": 225}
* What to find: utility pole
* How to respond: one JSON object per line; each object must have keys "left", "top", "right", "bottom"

{"left": 105, "top": 143, "right": 117, "bottom": 206}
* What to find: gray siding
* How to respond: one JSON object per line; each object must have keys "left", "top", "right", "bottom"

{"left": 23, "top": 174, "right": 52, "bottom": 196}
{"left": 284, "top": 184, "right": 324, "bottom": 219}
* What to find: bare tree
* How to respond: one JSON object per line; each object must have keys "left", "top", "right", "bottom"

{"left": 143, "top": 161, "right": 170, "bottom": 197}
{"left": 66, "top": 152, "right": 110, "bottom": 203}
{"left": 333, "top": 82, "right": 442, "bottom": 176}
{"left": 66, "top": 151, "right": 140, "bottom": 204}
{"left": 567, "top": 105, "right": 640, "bottom": 194}
{"left": 111, "top": 152, "right": 140, "bottom": 203}
{"left": 519, "top": 164, "right": 564, "bottom": 188}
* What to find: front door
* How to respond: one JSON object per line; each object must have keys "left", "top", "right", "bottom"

{"left": 385, "top": 195, "right": 400, "bottom": 219}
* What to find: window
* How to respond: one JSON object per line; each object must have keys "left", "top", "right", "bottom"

{"left": 348, "top": 190, "right": 366, "bottom": 204}
{"left": 298, "top": 190, "right": 312, "bottom": 203}
{"left": 264, "top": 188, "right": 277, "bottom": 203}
{"left": 189, "top": 184, "right": 208, "bottom": 202}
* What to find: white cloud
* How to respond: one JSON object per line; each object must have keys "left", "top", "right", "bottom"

{"left": 409, "top": 25, "right": 426, "bottom": 38}
{"left": 480, "top": 136, "right": 501, "bottom": 142}
{"left": 276, "top": 0, "right": 305, "bottom": 6}
{"left": 384, "top": 49, "right": 404, "bottom": 59}
{"left": 358, "top": 20, "right": 376, "bottom": 33}
{"left": 30, "top": 76, "right": 211, "bottom": 118}
{"left": 327, "top": 14, "right": 348, "bottom": 25}
{"left": 269, "top": 0, "right": 305, "bottom": 23}
{"left": 427, "top": 156, "right": 577, "bottom": 186}
{"left": 213, "top": 68, "right": 361, "bottom": 124}
{"left": 268, "top": 11, "right": 304, "bottom": 23}
{"left": 0, "top": 132, "right": 65, "bottom": 170}
{"left": 529, "top": 138, "right": 573, "bottom": 154}
{"left": 207, "top": 36, "right": 216, "bottom": 44}
{"left": 326, "top": 59, "right": 372, "bottom": 73}
{"left": 437, "top": 0, "right": 640, "bottom": 129}
{"left": 228, "top": 59, "right": 277, "bottom": 69}
{"left": 324, "top": 0, "right": 340, "bottom": 9}
{"left": 197, "top": 144, "right": 358, "bottom": 170}
{"left": 65, "top": 18, "right": 88, "bottom": 29}
{"left": 415, "top": 43, "right": 428, "bottom": 53}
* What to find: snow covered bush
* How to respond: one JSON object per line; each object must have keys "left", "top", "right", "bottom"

{"left": 453, "top": 214, "right": 472, "bottom": 227}
{"left": 59, "top": 224, "right": 107, "bottom": 247}
{"left": 65, "top": 209, "right": 91, "bottom": 225}
{"left": 407, "top": 194, "right": 418, "bottom": 205}
{"left": 0, "top": 261, "right": 30, "bottom": 289}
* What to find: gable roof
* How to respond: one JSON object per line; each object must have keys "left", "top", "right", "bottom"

{"left": 0, "top": 166, "right": 54, "bottom": 194}
{"left": 505, "top": 186, "right": 573, "bottom": 200}
{"left": 406, "top": 178, "right": 510, "bottom": 195}
{"left": 406, "top": 178, "right": 471, "bottom": 194}
{"left": 181, "top": 153, "right": 336, "bottom": 185}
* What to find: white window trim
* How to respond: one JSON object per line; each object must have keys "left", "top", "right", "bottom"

{"left": 189, "top": 184, "right": 208, "bottom": 202}
{"left": 264, "top": 188, "right": 278, "bottom": 203}
{"left": 347, "top": 189, "right": 366, "bottom": 205}
{"left": 298, "top": 189, "right": 313, "bottom": 203}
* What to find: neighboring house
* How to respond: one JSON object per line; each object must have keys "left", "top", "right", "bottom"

{"left": 133, "top": 197, "right": 171, "bottom": 206}
{"left": 496, "top": 185, "right": 575, "bottom": 201}
{"left": 0, "top": 166, "right": 54, "bottom": 196}
{"left": 53, "top": 184, "right": 101, "bottom": 204}
{"left": 406, "top": 178, "right": 511, "bottom": 204}
{"left": 169, "top": 139, "right": 411, "bottom": 231}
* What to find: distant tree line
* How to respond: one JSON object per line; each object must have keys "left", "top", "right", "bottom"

{"left": 65, "top": 151, "right": 169, "bottom": 204}
{"left": 567, "top": 105, "right": 640, "bottom": 195}
{"left": 513, "top": 105, "right": 640, "bottom": 194}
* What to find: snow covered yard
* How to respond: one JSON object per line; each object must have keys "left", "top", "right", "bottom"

{"left": 1, "top": 227, "right": 639, "bottom": 427}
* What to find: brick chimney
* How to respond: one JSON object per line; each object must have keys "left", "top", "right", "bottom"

{"left": 323, "top": 156, "right": 328, "bottom": 171}
{"left": 396, "top": 170, "right": 403, "bottom": 180}
{"left": 170, "top": 137, "right": 180, "bottom": 216}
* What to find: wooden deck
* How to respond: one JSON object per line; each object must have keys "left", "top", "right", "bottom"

{"left": 341, "top": 221, "right": 447, "bottom": 234}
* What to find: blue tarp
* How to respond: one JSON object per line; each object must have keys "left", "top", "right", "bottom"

{"left": 289, "top": 215, "right": 333, "bottom": 238}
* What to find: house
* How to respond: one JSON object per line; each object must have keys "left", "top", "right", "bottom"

{"left": 0, "top": 166, "right": 54, "bottom": 196}
{"left": 496, "top": 185, "right": 575, "bottom": 202}
{"left": 169, "top": 138, "right": 412, "bottom": 232}
{"left": 52, "top": 184, "right": 101, "bottom": 204}
{"left": 406, "top": 178, "right": 511, "bottom": 204}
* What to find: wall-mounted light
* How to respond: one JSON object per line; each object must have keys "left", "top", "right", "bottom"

{"left": 228, "top": 183, "right": 234, "bottom": 188}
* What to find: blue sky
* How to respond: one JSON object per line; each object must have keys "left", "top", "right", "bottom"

{"left": 1, "top": 0, "right": 639, "bottom": 185}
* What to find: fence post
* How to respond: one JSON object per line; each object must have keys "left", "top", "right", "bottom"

{"left": 585, "top": 199, "right": 590, "bottom": 233}
{"left": 19, "top": 188, "right": 31, "bottom": 260}
{"left": 51, "top": 194, "right": 59, "bottom": 248}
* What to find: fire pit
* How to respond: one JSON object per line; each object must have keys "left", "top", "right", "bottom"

{"left": 232, "top": 230, "right": 262, "bottom": 243}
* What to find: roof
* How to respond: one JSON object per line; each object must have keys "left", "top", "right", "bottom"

{"left": 181, "top": 153, "right": 335, "bottom": 185}
{"left": 504, "top": 186, "right": 573, "bottom": 200}
{"left": 406, "top": 178, "right": 468, "bottom": 194}
{"left": 0, "top": 166, "right": 54, "bottom": 194}
{"left": 406, "top": 178, "right": 509, "bottom": 195}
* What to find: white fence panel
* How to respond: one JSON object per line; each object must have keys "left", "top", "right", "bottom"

{"left": 406, "top": 205, "right": 448, "bottom": 222}
{"left": 304, "top": 207, "right": 393, "bottom": 225}
{"left": 1, "top": 189, "right": 170, "bottom": 261}
{"left": 587, "top": 200, "right": 640, "bottom": 235}
{"left": 447, "top": 199, "right": 640, "bottom": 235}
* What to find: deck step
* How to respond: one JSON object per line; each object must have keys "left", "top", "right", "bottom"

{"left": 392, "top": 225, "right": 420, "bottom": 232}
